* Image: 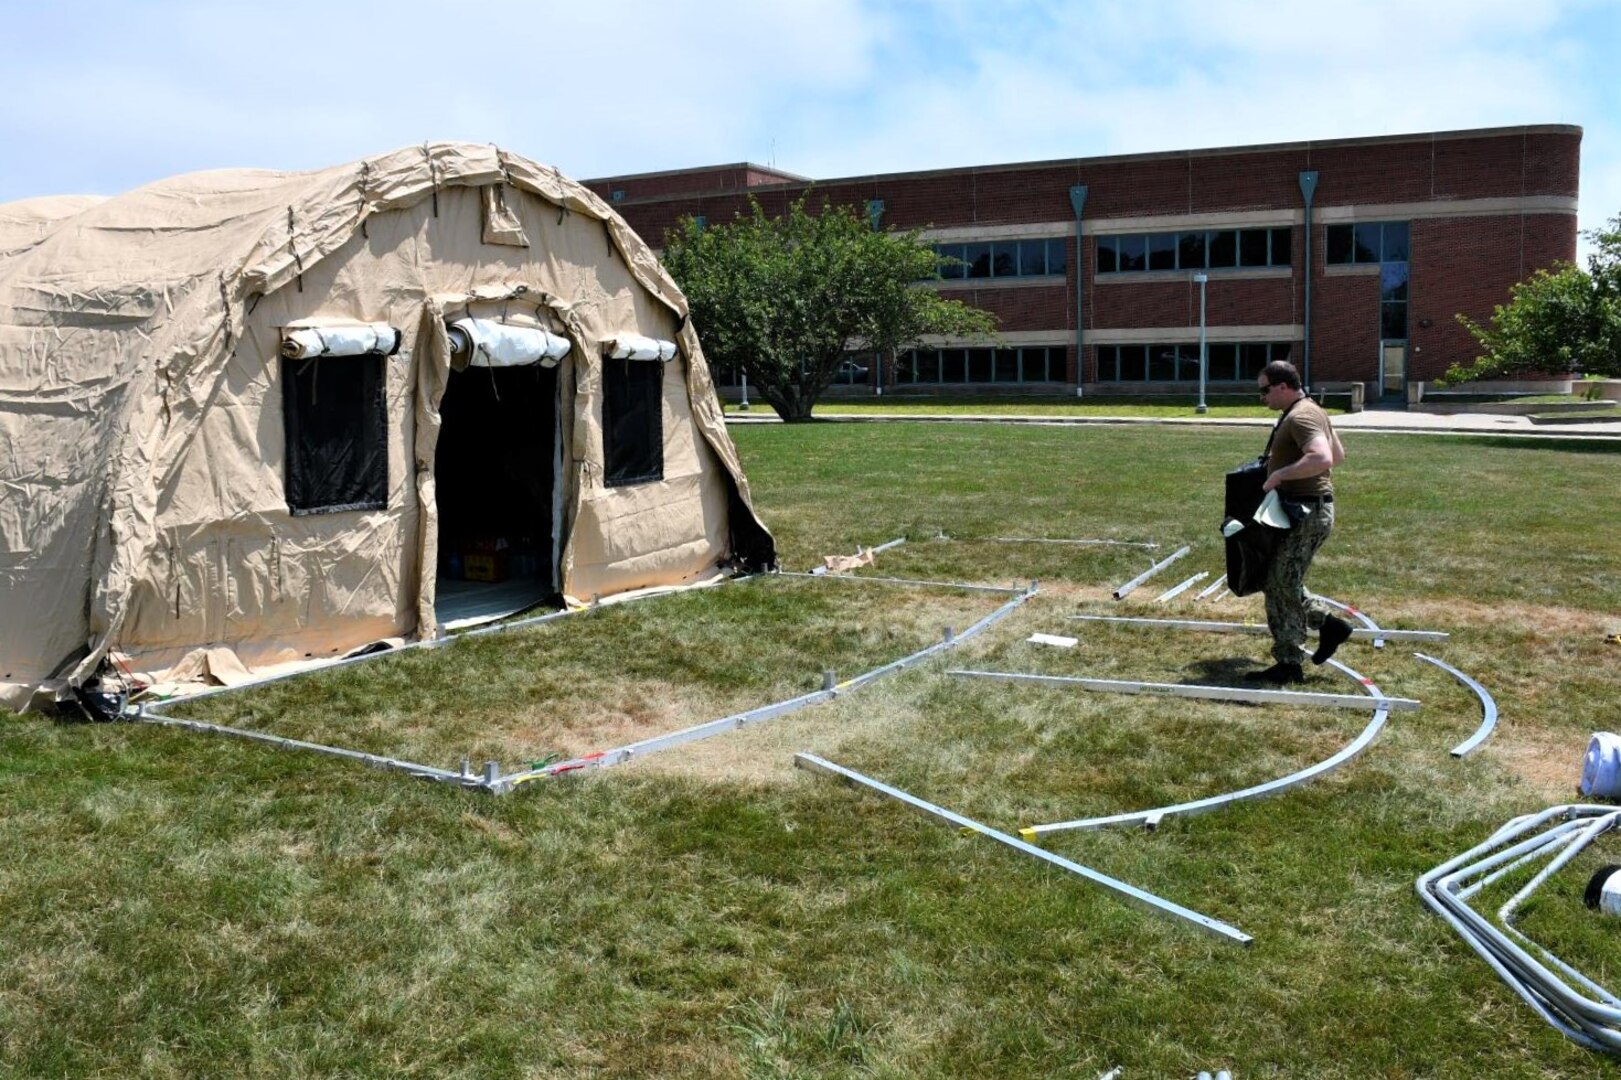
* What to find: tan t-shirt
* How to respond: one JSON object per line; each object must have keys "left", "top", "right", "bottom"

{"left": 1266, "top": 397, "right": 1334, "bottom": 498}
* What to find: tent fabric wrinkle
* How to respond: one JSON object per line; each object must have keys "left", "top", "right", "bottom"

{"left": 0, "top": 142, "right": 776, "bottom": 711}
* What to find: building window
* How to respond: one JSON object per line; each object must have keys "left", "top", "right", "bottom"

{"left": 932, "top": 238, "right": 1067, "bottom": 280}
{"left": 1326, "top": 221, "right": 1409, "bottom": 265}
{"left": 603, "top": 357, "right": 664, "bottom": 487}
{"left": 1096, "top": 226, "right": 1290, "bottom": 274}
{"left": 896, "top": 346, "right": 1063, "bottom": 383}
{"left": 282, "top": 355, "right": 388, "bottom": 516}
{"left": 1094, "top": 341, "right": 1293, "bottom": 383}
{"left": 1328, "top": 221, "right": 1410, "bottom": 339}
{"left": 1381, "top": 262, "right": 1409, "bottom": 338}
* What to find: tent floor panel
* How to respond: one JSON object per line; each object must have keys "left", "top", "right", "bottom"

{"left": 437, "top": 576, "right": 554, "bottom": 631}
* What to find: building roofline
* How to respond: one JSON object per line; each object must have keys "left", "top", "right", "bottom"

{"left": 589, "top": 124, "right": 1583, "bottom": 203}
{"left": 585, "top": 161, "right": 813, "bottom": 185}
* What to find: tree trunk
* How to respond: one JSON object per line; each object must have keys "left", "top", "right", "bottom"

{"left": 774, "top": 383, "right": 816, "bottom": 422}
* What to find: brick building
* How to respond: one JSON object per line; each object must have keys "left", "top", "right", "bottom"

{"left": 585, "top": 125, "right": 1581, "bottom": 404}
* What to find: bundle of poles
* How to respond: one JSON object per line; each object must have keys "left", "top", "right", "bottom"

{"left": 1417, "top": 804, "right": 1621, "bottom": 1054}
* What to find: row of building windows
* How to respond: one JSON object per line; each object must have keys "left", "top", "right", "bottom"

{"left": 1095, "top": 342, "right": 1293, "bottom": 383}
{"left": 896, "top": 346, "right": 1066, "bottom": 384}
{"left": 924, "top": 222, "right": 1408, "bottom": 279}
{"left": 1326, "top": 221, "right": 1409, "bottom": 265}
{"left": 932, "top": 238, "right": 1069, "bottom": 280}
{"left": 712, "top": 347, "right": 1066, "bottom": 387}
{"left": 1097, "top": 227, "right": 1291, "bottom": 274}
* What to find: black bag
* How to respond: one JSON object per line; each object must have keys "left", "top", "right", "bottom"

{"left": 1222, "top": 460, "right": 1280, "bottom": 596}
{"left": 1220, "top": 406, "right": 1297, "bottom": 596}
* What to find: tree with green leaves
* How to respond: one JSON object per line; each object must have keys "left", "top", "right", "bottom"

{"left": 1444, "top": 215, "right": 1621, "bottom": 384}
{"left": 662, "top": 195, "right": 997, "bottom": 421}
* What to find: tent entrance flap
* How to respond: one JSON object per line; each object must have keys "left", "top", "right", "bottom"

{"left": 434, "top": 362, "right": 560, "bottom": 629}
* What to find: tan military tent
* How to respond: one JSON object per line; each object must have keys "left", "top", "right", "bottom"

{"left": 0, "top": 143, "right": 775, "bottom": 711}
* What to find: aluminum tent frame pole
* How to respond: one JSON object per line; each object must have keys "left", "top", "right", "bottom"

{"left": 1021, "top": 652, "right": 1396, "bottom": 836}
{"left": 1413, "top": 652, "right": 1499, "bottom": 757}
{"left": 137, "top": 574, "right": 748, "bottom": 712}
{"left": 1111, "top": 545, "right": 1190, "bottom": 600}
{"left": 1067, "top": 614, "right": 1447, "bottom": 643}
{"left": 1309, "top": 592, "right": 1386, "bottom": 648}
{"left": 503, "top": 583, "right": 1039, "bottom": 788}
{"left": 948, "top": 669, "right": 1419, "bottom": 712}
{"left": 1156, "top": 572, "right": 1208, "bottom": 603}
{"left": 776, "top": 571, "right": 1027, "bottom": 595}
{"left": 793, "top": 752, "right": 1252, "bottom": 946}
{"left": 990, "top": 537, "right": 1159, "bottom": 549}
{"left": 1419, "top": 806, "right": 1621, "bottom": 1053}
{"left": 133, "top": 710, "right": 489, "bottom": 789}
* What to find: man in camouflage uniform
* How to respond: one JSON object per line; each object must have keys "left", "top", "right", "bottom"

{"left": 1254, "top": 360, "right": 1353, "bottom": 684}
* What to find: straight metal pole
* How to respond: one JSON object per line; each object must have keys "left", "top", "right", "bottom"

{"left": 794, "top": 752, "right": 1252, "bottom": 945}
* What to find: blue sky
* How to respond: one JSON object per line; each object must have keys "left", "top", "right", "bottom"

{"left": 3, "top": 0, "right": 1617, "bottom": 256}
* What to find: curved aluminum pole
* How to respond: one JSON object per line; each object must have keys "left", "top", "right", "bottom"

{"left": 506, "top": 583, "right": 1039, "bottom": 788}
{"left": 1413, "top": 652, "right": 1499, "bottom": 758}
{"left": 1310, "top": 592, "right": 1386, "bottom": 649}
{"left": 1022, "top": 653, "right": 1392, "bottom": 836}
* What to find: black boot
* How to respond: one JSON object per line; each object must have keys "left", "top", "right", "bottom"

{"left": 1312, "top": 615, "right": 1354, "bottom": 665}
{"left": 1254, "top": 661, "right": 1304, "bottom": 685}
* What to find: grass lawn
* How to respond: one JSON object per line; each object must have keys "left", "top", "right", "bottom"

{"left": 725, "top": 393, "right": 1344, "bottom": 419}
{"left": 4, "top": 424, "right": 1621, "bottom": 1077}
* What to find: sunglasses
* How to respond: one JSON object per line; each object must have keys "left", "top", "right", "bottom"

{"left": 1258, "top": 382, "right": 1276, "bottom": 397}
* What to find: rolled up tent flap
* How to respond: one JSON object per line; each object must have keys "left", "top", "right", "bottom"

{"left": 447, "top": 318, "right": 571, "bottom": 368}
{"left": 607, "top": 334, "right": 677, "bottom": 362}
{"left": 280, "top": 323, "right": 401, "bottom": 359}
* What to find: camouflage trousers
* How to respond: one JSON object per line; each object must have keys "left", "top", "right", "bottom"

{"left": 1262, "top": 500, "right": 1336, "bottom": 664}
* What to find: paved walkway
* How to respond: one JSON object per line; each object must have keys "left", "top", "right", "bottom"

{"left": 727, "top": 408, "right": 1621, "bottom": 439}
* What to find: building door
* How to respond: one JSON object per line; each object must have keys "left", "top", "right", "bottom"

{"left": 1379, "top": 340, "right": 1407, "bottom": 403}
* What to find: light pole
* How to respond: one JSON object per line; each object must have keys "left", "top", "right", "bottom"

{"left": 739, "top": 369, "right": 750, "bottom": 411}
{"left": 1194, "top": 272, "right": 1209, "bottom": 414}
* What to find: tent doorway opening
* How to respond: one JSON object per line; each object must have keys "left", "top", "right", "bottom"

{"left": 433, "top": 363, "right": 561, "bottom": 630}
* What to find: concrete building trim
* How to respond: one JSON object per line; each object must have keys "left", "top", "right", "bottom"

{"left": 1088, "top": 326, "right": 1302, "bottom": 345}
{"left": 1316, "top": 195, "right": 1577, "bottom": 223}
{"left": 1095, "top": 267, "right": 1290, "bottom": 285}
{"left": 920, "top": 222, "right": 1075, "bottom": 242}
{"left": 915, "top": 194, "right": 1575, "bottom": 244}
{"left": 914, "top": 330, "right": 1073, "bottom": 347}
{"left": 924, "top": 275, "right": 1068, "bottom": 292}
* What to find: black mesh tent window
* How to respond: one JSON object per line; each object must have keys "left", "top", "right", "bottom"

{"left": 281, "top": 355, "right": 388, "bottom": 515}
{"left": 603, "top": 357, "right": 663, "bottom": 487}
